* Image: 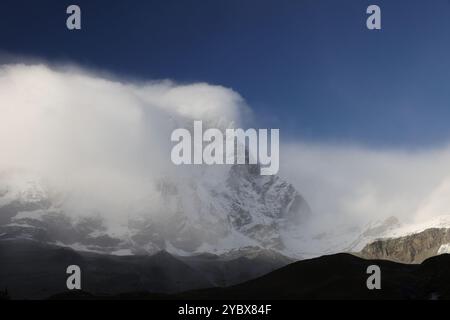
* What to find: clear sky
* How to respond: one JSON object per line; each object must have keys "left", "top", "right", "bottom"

{"left": 1, "top": 0, "right": 450, "bottom": 147}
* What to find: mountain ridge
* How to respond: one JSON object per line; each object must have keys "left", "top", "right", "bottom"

{"left": 46, "top": 253, "right": 450, "bottom": 300}
{"left": 0, "top": 165, "right": 310, "bottom": 257}
{"left": 0, "top": 238, "right": 293, "bottom": 299}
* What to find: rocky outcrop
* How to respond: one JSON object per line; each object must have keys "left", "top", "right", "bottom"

{"left": 358, "top": 228, "right": 450, "bottom": 263}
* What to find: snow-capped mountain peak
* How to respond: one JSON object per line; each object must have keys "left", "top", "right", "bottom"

{"left": 0, "top": 164, "right": 311, "bottom": 257}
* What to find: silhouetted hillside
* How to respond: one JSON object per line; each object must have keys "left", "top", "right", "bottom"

{"left": 175, "top": 253, "right": 422, "bottom": 300}
{"left": 49, "top": 253, "right": 450, "bottom": 300}
{"left": 0, "top": 239, "right": 290, "bottom": 299}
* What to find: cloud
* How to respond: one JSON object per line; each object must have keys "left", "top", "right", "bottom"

{"left": 0, "top": 63, "right": 249, "bottom": 228}
{"left": 2, "top": 62, "right": 450, "bottom": 248}
{"left": 280, "top": 143, "right": 450, "bottom": 231}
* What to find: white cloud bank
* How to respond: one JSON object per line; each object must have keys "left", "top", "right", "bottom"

{"left": 2, "top": 63, "right": 450, "bottom": 245}
{"left": 281, "top": 143, "right": 450, "bottom": 232}
{"left": 0, "top": 63, "right": 248, "bottom": 229}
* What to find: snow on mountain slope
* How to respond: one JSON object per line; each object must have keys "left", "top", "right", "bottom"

{"left": 345, "top": 216, "right": 402, "bottom": 252}
{"left": 281, "top": 215, "right": 450, "bottom": 260}
{"left": 0, "top": 164, "right": 310, "bottom": 257}
{"left": 382, "top": 215, "right": 450, "bottom": 237}
{"left": 353, "top": 215, "right": 450, "bottom": 263}
{"left": 121, "top": 162, "right": 311, "bottom": 255}
{"left": 352, "top": 215, "right": 450, "bottom": 249}
{"left": 437, "top": 243, "right": 450, "bottom": 254}
{"left": 6, "top": 165, "right": 450, "bottom": 263}
{"left": 9, "top": 160, "right": 450, "bottom": 262}
{"left": 0, "top": 170, "right": 50, "bottom": 207}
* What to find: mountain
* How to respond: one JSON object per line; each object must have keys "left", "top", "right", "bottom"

{"left": 178, "top": 247, "right": 293, "bottom": 287}
{"left": 47, "top": 253, "right": 450, "bottom": 300}
{"left": 127, "top": 163, "right": 311, "bottom": 255}
{"left": 358, "top": 228, "right": 450, "bottom": 263}
{"left": 0, "top": 164, "right": 310, "bottom": 257}
{"left": 6, "top": 167, "right": 450, "bottom": 265}
{"left": 173, "top": 253, "right": 450, "bottom": 300}
{"left": 355, "top": 215, "right": 450, "bottom": 263}
{"left": 0, "top": 238, "right": 208, "bottom": 299}
{"left": 346, "top": 216, "right": 402, "bottom": 252}
{"left": 0, "top": 239, "right": 292, "bottom": 299}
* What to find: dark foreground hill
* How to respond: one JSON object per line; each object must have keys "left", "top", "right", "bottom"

{"left": 177, "top": 253, "right": 422, "bottom": 300}
{"left": 50, "top": 252, "right": 450, "bottom": 300}
{"left": 6, "top": 238, "right": 450, "bottom": 300}
{"left": 0, "top": 239, "right": 291, "bottom": 299}
{"left": 175, "top": 253, "right": 450, "bottom": 300}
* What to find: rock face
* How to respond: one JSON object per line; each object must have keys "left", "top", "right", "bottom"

{"left": 0, "top": 164, "right": 310, "bottom": 256}
{"left": 123, "top": 163, "right": 311, "bottom": 254}
{"left": 359, "top": 228, "right": 450, "bottom": 263}
{"left": 223, "top": 164, "right": 310, "bottom": 249}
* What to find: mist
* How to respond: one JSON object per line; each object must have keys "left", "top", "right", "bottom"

{"left": 280, "top": 143, "right": 450, "bottom": 232}
{"left": 2, "top": 63, "right": 450, "bottom": 242}
{"left": 0, "top": 63, "right": 248, "bottom": 233}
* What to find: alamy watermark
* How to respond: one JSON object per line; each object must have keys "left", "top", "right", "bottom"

{"left": 66, "top": 5, "right": 81, "bottom": 30}
{"left": 170, "top": 121, "right": 279, "bottom": 175}
{"left": 66, "top": 265, "right": 81, "bottom": 290}
{"left": 366, "top": 5, "right": 381, "bottom": 30}
{"left": 366, "top": 265, "right": 381, "bottom": 290}
{"left": 65, "top": 4, "right": 381, "bottom": 31}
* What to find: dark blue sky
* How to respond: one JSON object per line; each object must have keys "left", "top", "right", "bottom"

{"left": 1, "top": 0, "right": 450, "bottom": 147}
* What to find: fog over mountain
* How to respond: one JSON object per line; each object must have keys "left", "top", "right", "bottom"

{"left": 0, "top": 63, "right": 308, "bottom": 256}
{"left": 0, "top": 64, "right": 244, "bottom": 213}
{"left": 3, "top": 63, "right": 450, "bottom": 258}
{"left": 281, "top": 144, "right": 450, "bottom": 230}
